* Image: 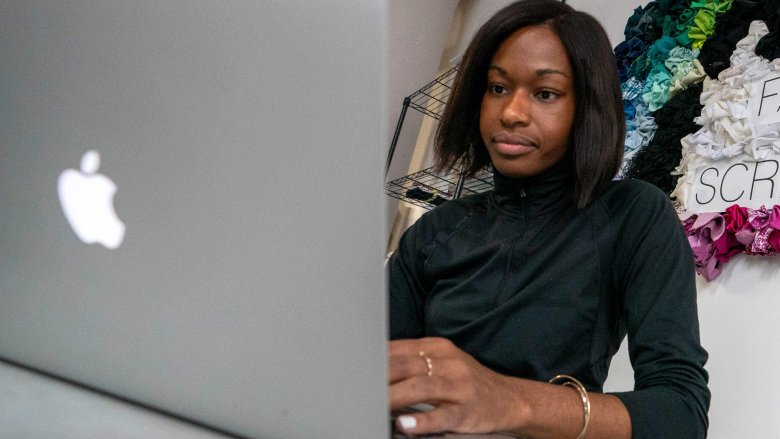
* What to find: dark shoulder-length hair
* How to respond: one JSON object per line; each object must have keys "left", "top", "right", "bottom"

{"left": 435, "top": 0, "right": 625, "bottom": 210}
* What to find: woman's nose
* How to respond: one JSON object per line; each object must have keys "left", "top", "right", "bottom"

{"left": 500, "top": 94, "right": 531, "bottom": 126}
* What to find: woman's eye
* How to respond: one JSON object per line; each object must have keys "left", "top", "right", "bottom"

{"left": 487, "top": 84, "right": 508, "bottom": 95}
{"left": 537, "top": 90, "right": 557, "bottom": 101}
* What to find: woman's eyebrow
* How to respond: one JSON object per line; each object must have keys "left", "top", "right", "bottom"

{"left": 535, "top": 68, "right": 569, "bottom": 78}
{"left": 488, "top": 65, "right": 569, "bottom": 78}
{"left": 488, "top": 65, "right": 508, "bottom": 76}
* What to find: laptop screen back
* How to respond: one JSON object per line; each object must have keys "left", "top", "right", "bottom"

{"left": 0, "top": 1, "right": 387, "bottom": 437}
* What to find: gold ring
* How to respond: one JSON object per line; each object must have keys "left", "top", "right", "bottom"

{"left": 418, "top": 351, "right": 433, "bottom": 377}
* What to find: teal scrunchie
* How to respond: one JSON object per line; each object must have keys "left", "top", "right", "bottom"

{"left": 642, "top": 64, "right": 673, "bottom": 112}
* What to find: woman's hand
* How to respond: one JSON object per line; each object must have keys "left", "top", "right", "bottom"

{"left": 388, "top": 337, "right": 527, "bottom": 435}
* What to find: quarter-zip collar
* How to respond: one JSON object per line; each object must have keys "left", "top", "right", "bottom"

{"left": 490, "top": 158, "right": 575, "bottom": 217}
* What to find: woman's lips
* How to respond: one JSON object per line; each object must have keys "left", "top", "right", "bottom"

{"left": 491, "top": 134, "right": 537, "bottom": 156}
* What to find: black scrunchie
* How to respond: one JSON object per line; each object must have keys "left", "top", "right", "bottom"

{"left": 756, "top": 0, "right": 780, "bottom": 60}
{"left": 763, "top": 0, "right": 780, "bottom": 30}
{"left": 699, "top": 0, "right": 766, "bottom": 78}
{"left": 666, "top": 0, "right": 692, "bottom": 17}
{"left": 756, "top": 30, "right": 780, "bottom": 61}
{"left": 624, "top": 2, "right": 663, "bottom": 42}
{"left": 623, "top": 83, "right": 704, "bottom": 195}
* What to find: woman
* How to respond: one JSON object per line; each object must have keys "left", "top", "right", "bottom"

{"left": 387, "top": 1, "right": 710, "bottom": 438}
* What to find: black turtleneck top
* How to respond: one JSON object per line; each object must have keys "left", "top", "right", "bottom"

{"left": 388, "top": 162, "right": 710, "bottom": 438}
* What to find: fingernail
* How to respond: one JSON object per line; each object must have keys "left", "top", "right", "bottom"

{"left": 398, "top": 415, "right": 417, "bottom": 431}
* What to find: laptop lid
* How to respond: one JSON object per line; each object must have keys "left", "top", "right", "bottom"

{"left": 0, "top": 1, "right": 387, "bottom": 437}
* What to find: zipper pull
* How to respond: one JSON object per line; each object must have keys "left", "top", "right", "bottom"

{"left": 520, "top": 188, "right": 527, "bottom": 198}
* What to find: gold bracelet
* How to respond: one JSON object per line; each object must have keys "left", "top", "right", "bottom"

{"left": 549, "top": 375, "right": 590, "bottom": 439}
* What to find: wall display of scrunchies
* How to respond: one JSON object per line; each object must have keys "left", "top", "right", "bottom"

{"left": 615, "top": 0, "right": 780, "bottom": 281}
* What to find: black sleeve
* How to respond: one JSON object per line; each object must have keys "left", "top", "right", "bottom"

{"left": 610, "top": 182, "right": 710, "bottom": 439}
{"left": 387, "top": 216, "right": 429, "bottom": 340}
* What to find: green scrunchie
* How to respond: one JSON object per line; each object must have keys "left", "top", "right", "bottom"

{"left": 673, "top": 8, "right": 698, "bottom": 47}
{"left": 687, "top": 0, "right": 734, "bottom": 49}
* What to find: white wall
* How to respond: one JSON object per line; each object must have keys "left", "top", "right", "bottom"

{"left": 434, "top": 1, "right": 780, "bottom": 437}
{"left": 565, "top": 0, "right": 636, "bottom": 47}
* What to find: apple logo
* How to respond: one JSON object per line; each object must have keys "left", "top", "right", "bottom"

{"left": 57, "top": 150, "right": 126, "bottom": 249}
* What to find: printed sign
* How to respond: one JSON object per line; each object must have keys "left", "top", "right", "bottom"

{"left": 686, "top": 151, "right": 780, "bottom": 213}
{"left": 748, "top": 73, "right": 780, "bottom": 126}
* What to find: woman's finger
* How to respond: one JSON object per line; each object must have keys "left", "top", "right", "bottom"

{"left": 388, "top": 338, "right": 451, "bottom": 384}
{"left": 395, "top": 403, "right": 466, "bottom": 435}
{"left": 388, "top": 337, "right": 455, "bottom": 357}
{"left": 388, "top": 350, "right": 437, "bottom": 383}
{"left": 389, "top": 374, "right": 438, "bottom": 410}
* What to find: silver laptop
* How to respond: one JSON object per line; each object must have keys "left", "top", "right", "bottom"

{"left": 0, "top": 1, "right": 387, "bottom": 438}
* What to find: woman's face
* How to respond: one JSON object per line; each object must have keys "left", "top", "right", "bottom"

{"left": 479, "top": 24, "right": 576, "bottom": 178}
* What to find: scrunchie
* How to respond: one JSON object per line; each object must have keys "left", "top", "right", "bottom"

{"left": 688, "top": 0, "right": 735, "bottom": 49}
{"left": 625, "top": 3, "right": 664, "bottom": 42}
{"left": 669, "top": 57, "right": 706, "bottom": 97}
{"left": 624, "top": 83, "right": 704, "bottom": 194}
{"left": 625, "top": 102, "right": 657, "bottom": 154}
{"left": 615, "top": 37, "right": 649, "bottom": 82}
{"left": 755, "top": 30, "right": 780, "bottom": 60}
{"left": 673, "top": 7, "right": 699, "bottom": 47}
{"left": 698, "top": 0, "right": 765, "bottom": 78}
{"left": 642, "top": 64, "right": 673, "bottom": 111}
